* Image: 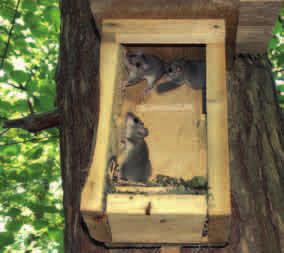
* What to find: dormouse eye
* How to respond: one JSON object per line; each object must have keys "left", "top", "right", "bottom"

{"left": 168, "top": 67, "right": 173, "bottom": 73}
{"left": 135, "top": 62, "right": 141, "bottom": 68}
{"left": 133, "top": 117, "right": 139, "bottom": 123}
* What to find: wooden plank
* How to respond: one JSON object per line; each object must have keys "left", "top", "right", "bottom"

{"left": 114, "top": 186, "right": 172, "bottom": 193}
{"left": 239, "top": 2, "right": 283, "bottom": 26}
{"left": 103, "top": 19, "right": 225, "bottom": 44}
{"left": 136, "top": 104, "right": 193, "bottom": 112}
{"left": 237, "top": 42, "right": 268, "bottom": 53}
{"left": 237, "top": 25, "right": 273, "bottom": 44}
{"left": 107, "top": 194, "right": 207, "bottom": 243}
{"left": 107, "top": 194, "right": 206, "bottom": 215}
{"left": 237, "top": 25, "right": 273, "bottom": 53}
{"left": 237, "top": 1, "right": 283, "bottom": 52}
{"left": 240, "top": 0, "right": 283, "bottom": 2}
{"left": 81, "top": 38, "right": 121, "bottom": 213}
{"left": 199, "top": 114, "right": 207, "bottom": 185}
{"left": 160, "top": 246, "right": 181, "bottom": 253}
{"left": 206, "top": 43, "right": 231, "bottom": 243}
{"left": 105, "top": 241, "right": 226, "bottom": 248}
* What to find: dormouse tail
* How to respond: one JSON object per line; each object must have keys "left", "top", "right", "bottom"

{"left": 156, "top": 81, "right": 182, "bottom": 93}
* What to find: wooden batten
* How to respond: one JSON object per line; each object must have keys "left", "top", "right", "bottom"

{"left": 206, "top": 43, "right": 231, "bottom": 242}
{"left": 81, "top": 38, "right": 122, "bottom": 213}
{"left": 103, "top": 19, "right": 225, "bottom": 44}
{"left": 107, "top": 194, "right": 207, "bottom": 243}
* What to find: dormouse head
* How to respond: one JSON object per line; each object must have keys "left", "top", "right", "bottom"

{"left": 125, "top": 52, "right": 150, "bottom": 72}
{"left": 166, "top": 59, "right": 187, "bottom": 80}
{"left": 125, "top": 112, "right": 148, "bottom": 142}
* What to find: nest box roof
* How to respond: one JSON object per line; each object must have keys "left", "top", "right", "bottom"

{"left": 90, "top": 0, "right": 283, "bottom": 55}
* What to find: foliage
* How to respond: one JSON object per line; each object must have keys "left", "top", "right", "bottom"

{"left": 0, "top": 0, "right": 63, "bottom": 252}
{"left": 268, "top": 7, "right": 284, "bottom": 107}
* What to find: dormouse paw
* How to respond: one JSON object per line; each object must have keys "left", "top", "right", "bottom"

{"left": 120, "top": 80, "right": 128, "bottom": 93}
{"left": 142, "top": 87, "right": 152, "bottom": 98}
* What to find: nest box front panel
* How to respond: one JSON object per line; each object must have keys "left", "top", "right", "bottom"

{"left": 107, "top": 194, "right": 207, "bottom": 243}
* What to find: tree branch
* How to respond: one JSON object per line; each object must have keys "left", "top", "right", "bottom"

{"left": 27, "top": 97, "right": 34, "bottom": 114}
{"left": 3, "top": 109, "right": 61, "bottom": 133}
{"left": 2, "top": 82, "right": 26, "bottom": 90}
{"left": 0, "top": 128, "right": 10, "bottom": 137}
{"left": 0, "top": 0, "right": 21, "bottom": 68}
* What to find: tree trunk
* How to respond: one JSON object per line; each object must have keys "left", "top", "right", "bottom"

{"left": 56, "top": 1, "right": 284, "bottom": 252}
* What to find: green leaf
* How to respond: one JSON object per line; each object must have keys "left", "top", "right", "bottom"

{"left": 48, "top": 229, "right": 63, "bottom": 242}
{"left": 2, "top": 145, "right": 21, "bottom": 156}
{"left": 33, "top": 219, "right": 49, "bottom": 230}
{"left": 277, "top": 85, "right": 284, "bottom": 92}
{"left": 43, "top": 6, "right": 59, "bottom": 24}
{"left": 0, "top": 100, "right": 12, "bottom": 112}
{"left": 277, "top": 94, "right": 284, "bottom": 103}
{"left": 277, "top": 44, "right": 284, "bottom": 53}
{"left": 8, "top": 194, "right": 25, "bottom": 203}
{"left": 0, "top": 232, "right": 14, "bottom": 250}
{"left": 21, "top": 0, "right": 37, "bottom": 11}
{"left": 44, "top": 206, "right": 59, "bottom": 214}
{"left": 5, "top": 219, "right": 23, "bottom": 232}
{"left": 28, "top": 147, "right": 43, "bottom": 159}
{"left": 7, "top": 208, "right": 21, "bottom": 217}
{"left": 31, "top": 26, "right": 49, "bottom": 38}
{"left": 268, "top": 37, "right": 279, "bottom": 51}
{"left": 3, "top": 61, "right": 13, "bottom": 73}
{"left": 23, "top": 14, "right": 38, "bottom": 27}
{"left": 34, "top": 94, "right": 54, "bottom": 111}
{"left": 12, "top": 38, "right": 27, "bottom": 51}
{"left": 11, "top": 70, "right": 29, "bottom": 83}
{"left": 272, "top": 20, "right": 283, "bottom": 35}
{"left": 29, "top": 163, "right": 44, "bottom": 177}
{"left": 18, "top": 170, "right": 30, "bottom": 182}
{"left": 13, "top": 100, "right": 29, "bottom": 112}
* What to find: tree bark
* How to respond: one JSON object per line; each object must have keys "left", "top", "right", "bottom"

{"left": 56, "top": 0, "right": 101, "bottom": 252}
{"left": 56, "top": 1, "right": 284, "bottom": 252}
{"left": 3, "top": 110, "right": 60, "bottom": 133}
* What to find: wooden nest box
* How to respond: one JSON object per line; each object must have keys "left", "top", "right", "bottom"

{"left": 81, "top": 18, "right": 230, "bottom": 247}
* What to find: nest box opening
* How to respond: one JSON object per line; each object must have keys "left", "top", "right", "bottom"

{"left": 81, "top": 19, "right": 231, "bottom": 246}
{"left": 110, "top": 43, "right": 208, "bottom": 195}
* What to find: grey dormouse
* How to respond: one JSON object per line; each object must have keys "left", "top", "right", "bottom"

{"left": 156, "top": 59, "right": 206, "bottom": 93}
{"left": 123, "top": 51, "right": 165, "bottom": 95}
{"left": 118, "top": 112, "right": 151, "bottom": 183}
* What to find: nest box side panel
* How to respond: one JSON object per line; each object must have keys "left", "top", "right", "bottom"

{"left": 81, "top": 39, "right": 122, "bottom": 214}
{"left": 106, "top": 194, "right": 207, "bottom": 243}
{"left": 206, "top": 43, "right": 231, "bottom": 243}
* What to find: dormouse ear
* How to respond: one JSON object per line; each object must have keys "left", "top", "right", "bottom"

{"left": 142, "top": 63, "right": 150, "bottom": 69}
{"left": 176, "top": 66, "right": 182, "bottom": 72}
